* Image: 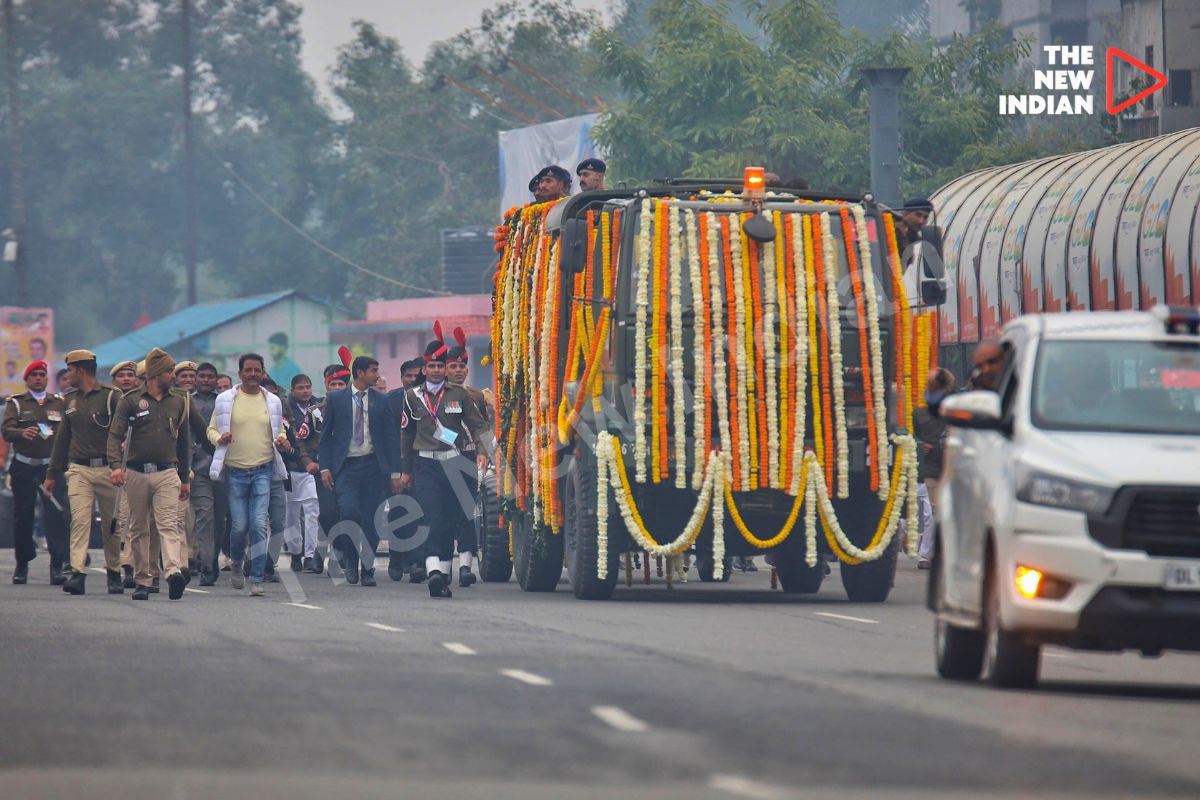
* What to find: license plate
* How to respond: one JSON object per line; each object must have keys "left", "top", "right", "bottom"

{"left": 1164, "top": 562, "right": 1200, "bottom": 591}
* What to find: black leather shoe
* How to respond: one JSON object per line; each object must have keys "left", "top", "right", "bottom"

{"left": 107, "top": 570, "right": 124, "bottom": 594}
{"left": 341, "top": 551, "right": 359, "bottom": 585}
{"left": 313, "top": 555, "right": 324, "bottom": 575}
{"left": 459, "top": 566, "right": 477, "bottom": 588}
{"left": 428, "top": 571, "right": 452, "bottom": 598}
{"left": 302, "top": 557, "right": 315, "bottom": 573}
{"left": 122, "top": 565, "right": 136, "bottom": 589}
{"left": 167, "top": 572, "right": 186, "bottom": 600}
{"left": 199, "top": 571, "right": 216, "bottom": 587}
{"left": 149, "top": 578, "right": 160, "bottom": 594}
{"left": 12, "top": 562, "right": 28, "bottom": 585}
{"left": 50, "top": 560, "right": 67, "bottom": 586}
{"left": 63, "top": 571, "right": 86, "bottom": 595}
{"left": 409, "top": 565, "right": 427, "bottom": 584}
{"left": 290, "top": 554, "right": 303, "bottom": 573}
{"left": 360, "top": 568, "right": 376, "bottom": 587}
{"left": 387, "top": 557, "right": 405, "bottom": 582}
{"left": 132, "top": 585, "right": 150, "bottom": 600}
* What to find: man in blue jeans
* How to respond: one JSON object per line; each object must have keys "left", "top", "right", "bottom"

{"left": 207, "top": 353, "right": 287, "bottom": 597}
{"left": 318, "top": 355, "right": 403, "bottom": 587}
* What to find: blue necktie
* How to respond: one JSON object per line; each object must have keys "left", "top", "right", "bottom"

{"left": 353, "top": 391, "right": 365, "bottom": 447}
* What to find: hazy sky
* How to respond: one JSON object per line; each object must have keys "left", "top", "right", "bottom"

{"left": 298, "top": 0, "right": 609, "bottom": 90}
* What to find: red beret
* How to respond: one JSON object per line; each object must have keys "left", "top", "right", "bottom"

{"left": 24, "top": 360, "right": 48, "bottom": 381}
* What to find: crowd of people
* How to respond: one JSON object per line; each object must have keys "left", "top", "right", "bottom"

{"left": 0, "top": 323, "right": 493, "bottom": 600}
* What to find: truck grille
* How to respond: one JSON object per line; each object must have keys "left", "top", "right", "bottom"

{"left": 1089, "top": 487, "right": 1200, "bottom": 559}
{"left": 1123, "top": 489, "right": 1200, "bottom": 558}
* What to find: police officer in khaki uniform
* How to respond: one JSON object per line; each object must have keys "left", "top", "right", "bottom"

{"left": 398, "top": 332, "right": 491, "bottom": 598}
{"left": 3, "top": 359, "right": 70, "bottom": 585}
{"left": 108, "top": 348, "right": 193, "bottom": 600}
{"left": 44, "top": 350, "right": 125, "bottom": 594}
{"left": 113, "top": 359, "right": 161, "bottom": 589}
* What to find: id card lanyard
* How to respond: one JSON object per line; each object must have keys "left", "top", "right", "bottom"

{"left": 422, "top": 386, "right": 458, "bottom": 447}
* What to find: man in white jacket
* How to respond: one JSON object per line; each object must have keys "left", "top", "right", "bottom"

{"left": 206, "top": 353, "right": 287, "bottom": 597}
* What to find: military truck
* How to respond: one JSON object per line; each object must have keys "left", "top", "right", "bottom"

{"left": 479, "top": 173, "right": 945, "bottom": 601}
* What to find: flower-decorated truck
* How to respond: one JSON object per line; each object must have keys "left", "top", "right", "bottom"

{"left": 479, "top": 172, "right": 945, "bottom": 601}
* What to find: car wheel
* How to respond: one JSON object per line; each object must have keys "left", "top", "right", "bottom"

{"left": 983, "top": 559, "right": 1040, "bottom": 689}
{"left": 932, "top": 552, "right": 984, "bottom": 680}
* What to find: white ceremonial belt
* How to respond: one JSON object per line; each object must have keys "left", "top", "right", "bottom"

{"left": 417, "top": 449, "right": 459, "bottom": 462}
{"left": 14, "top": 454, "right": 51, "bottom": 466}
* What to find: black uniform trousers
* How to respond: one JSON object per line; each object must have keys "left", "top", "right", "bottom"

{"left": 411, "top": 454, "right": 475, "bottom": 562}
{"left": 10, "top": 460, "right": 69, "bottom": 566}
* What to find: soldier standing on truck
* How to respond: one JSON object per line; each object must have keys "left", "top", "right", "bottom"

{"left": 576, "top": 158, "right": 606, "bottom": 191}
{"left": 535, "top": 165, "right": 572, "bottom": 202}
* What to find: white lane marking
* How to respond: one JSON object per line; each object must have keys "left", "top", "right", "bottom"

{"left": 813, "top": 611, "right": 879, "bottom": 625}
{"left": 1044, "top": 651, "right": 1071, "bottom": 660}
{"left": 443, "top": 642, "right": 477, "bottom": 655}
{"left": 184, "top": 588, "right": 209, "bottom": 594}
{"left": 282, "top": 602, "right": 323, "bottom": 611}
{"left": 500, "top": 669, "right": 553, "bottom": 686}
{"left": 365, "top": 623, "right": 405, "bottom": 633}
{"left": 591, "top": 705, "right": 650, "bottom": 732}
{"left": 708, "top": 773, "right": 792, "bottom": 800}
{"left": 90, "top": 568, "right": 108, "bottom": 575}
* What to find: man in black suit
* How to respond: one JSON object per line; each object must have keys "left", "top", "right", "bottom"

{"left": 317, "top": 355, "right": 403, "bottom": 587}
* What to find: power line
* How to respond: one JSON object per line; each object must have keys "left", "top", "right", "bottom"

{"left": 206, "top": 146, "right": 454, "bottom": 297}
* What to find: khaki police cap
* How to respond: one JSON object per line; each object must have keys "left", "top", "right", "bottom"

{"left": 65, "top": 349, "right": 97, "bottom": 365}
{"left": 175, "top": 360, "right": 199, "bottom": 372}
{"left": 109, "top": 360, "right": 138, "bottom": 377}
{"left": 136, "top": 360, "right": 147, "bottom": 378}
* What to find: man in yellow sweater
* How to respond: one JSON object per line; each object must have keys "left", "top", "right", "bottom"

{"left": 206, "top": 353, "right": 287, "bottom": 597}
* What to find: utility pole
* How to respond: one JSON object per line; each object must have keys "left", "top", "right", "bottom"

{"left": 181, "top": 0, "right": 198, "bottom": 305}
{"left": 3, "top": 0, "right": 29, "bottom": 306}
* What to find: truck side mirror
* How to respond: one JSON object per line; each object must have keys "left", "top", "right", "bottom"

{"left": 560, "top": 218, "right": 588, "bottom": 274}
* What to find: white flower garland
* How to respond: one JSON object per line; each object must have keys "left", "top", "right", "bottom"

{"left": 729, "top": 214, "right": 751, "bottom": 491}
{"left": 789, "top": 214, "right": 810, "bottom": 497}
{"left": 711, "top": 453, "right": 727, "bottom": 580}
{"left": 806, "top": 434, "right": 916, "bottom": 561}
{"left": 668, "top": 203, "right": 687, "bottom": 489}
{"left": 634, "top": 199, "right": 652, "bottom": 484}
{"left": 596, "top": 441, "right": 610, "bottom": 580}
{"left": 820, "top": 213, "right": 850, "bottom": 499}
{"left": 596, "top": 434, "right": 722, "bottom": 558}
{"left": 762, "top": 213, "right": 780, "bottom": 491}
{"left": 803, "top": 461, "right": 819, "bottom": 566}
{"left": 706, "top": 212, "right": 732, "bottom": 487}
{"left": 852, "top": 205, "right": 889, "bottom": 499}
{"left": 685, "top": 209, "right": 707, "bottom": 492}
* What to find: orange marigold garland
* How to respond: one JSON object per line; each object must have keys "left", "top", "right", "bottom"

{"left": 812, "top": 215, "right": 834, "bottom": 493}
{"left": 720, "top": 214, "right": 742, "bottom": 490}
{"left": 841, "top": 206, "right": 880, "bottom": 493}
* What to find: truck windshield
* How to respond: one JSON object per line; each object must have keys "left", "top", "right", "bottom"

{"left": 1032, "top": 340, "right": 1200, "bottom": 435}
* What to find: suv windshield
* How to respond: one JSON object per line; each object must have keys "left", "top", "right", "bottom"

{"left": 1032, "top": 339, "right": 1200, "bottom": 435}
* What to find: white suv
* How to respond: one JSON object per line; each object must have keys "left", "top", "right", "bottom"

{"left": 930, "top": 308, "right": 1200, "bottom": 688}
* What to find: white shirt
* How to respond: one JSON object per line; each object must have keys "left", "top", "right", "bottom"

{"left": 346, "top": 386, "right": 374, "bottom": 458}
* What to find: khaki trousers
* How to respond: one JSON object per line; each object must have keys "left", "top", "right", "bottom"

{"left": 126, "top": 470, "right": 185, "bottom": 586}
{"left": 119, "top": 494, "right": 161, "bottom": 577}
{"left": 182, "top": 497, "right": 196, "bottom": 561}
{"left": 64, "top": 464, "right": 122, "bottom": 573}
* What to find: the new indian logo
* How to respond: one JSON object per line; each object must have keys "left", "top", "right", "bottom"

{"left": 999, "top": 46, "right": 1167, "bottom": 116}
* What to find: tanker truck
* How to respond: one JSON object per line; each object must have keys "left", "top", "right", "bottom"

{"left": 477, "top": 171, "right": 946, "bottom": 601}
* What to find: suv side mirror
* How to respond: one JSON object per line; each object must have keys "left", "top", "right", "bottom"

{"left": 939, "top": 390, "right": 1006, "bottom": 431}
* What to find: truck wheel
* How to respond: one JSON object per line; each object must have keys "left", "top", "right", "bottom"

{"left": 476, "top": 470, "right": 512, "bottom": 583}
{"left": 932, "top": 553, "right": 984, "bottom": 680}
{"left": 839, "top": 534, "right": 898, "bottom": 602}
{"left": 512, "top": 511, "right": 563, "bottom": 592}
{"left": 983, "top": 561, "right": 1040, "bottom": 689}
{"left": 695, "top": 554, "right": 732, "bottom": 582}
{"left": 564, "top": 447, "right": 617, "bottom": 600}
{"left": 774, "top": 550, "right": 825, "bottom": 594}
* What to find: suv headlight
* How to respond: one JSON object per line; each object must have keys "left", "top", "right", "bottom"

{"left": 1015, "top": 467, "right": 1114, "bottom": 515}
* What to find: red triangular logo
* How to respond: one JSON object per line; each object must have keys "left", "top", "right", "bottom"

{"left": 1106, "top": 47, "right": 1168, "bottom": 114}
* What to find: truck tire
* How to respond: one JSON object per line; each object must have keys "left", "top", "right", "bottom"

{"left": 513, "top": 511, "right": 563, "bottom": 593}
{"left": 774, "top": 550, "right": 825, "bottom": 594}
{"left": 932, "top": 552, "right": 984, "bottom": 680}
{"left": 695, "top": 554, "right": 732, "bottom": 582}
{"left": 983, "top": 560, "right": 1040, "bottom": 689}
{"left": 476, "top": 470, "right": 512, "bottom": 583}
{"left": 564, "top": 448, "right": 618, "bottom": 600}
{"left": 839, "top": 534, "right": 898, "bottom": 602}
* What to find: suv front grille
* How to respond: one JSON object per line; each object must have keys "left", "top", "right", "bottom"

{"left": 1088, "top": 487, "right": 1200, "bottom": 559}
